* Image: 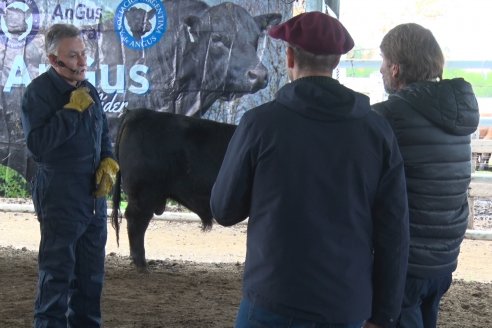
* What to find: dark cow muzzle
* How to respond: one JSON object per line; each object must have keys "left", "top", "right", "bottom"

{"left": 247, "top": 65, "right": 268, "bottom": 92}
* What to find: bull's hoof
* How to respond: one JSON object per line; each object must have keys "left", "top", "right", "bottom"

{"left": 134, "top": 263, "right": 149, "bottom": 273}
{"left": 132, "top": 259, "right": 149, "bottom": 273}
{"left": 136, "top": 265, "right": 150, "bottom": 273}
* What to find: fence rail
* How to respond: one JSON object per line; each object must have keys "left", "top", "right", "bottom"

{"left": 469, "top": 139, "right": 492, "bottom": 233}
{"left": 1, "top": 141, "right": 491, "bottom": 239}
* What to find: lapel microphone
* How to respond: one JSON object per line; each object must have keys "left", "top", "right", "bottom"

{"left": 57, "top": 60, "right": 79, "bottom": 74}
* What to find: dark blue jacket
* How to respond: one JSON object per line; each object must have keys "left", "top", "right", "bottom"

{"left": 211, "top": 76, "right": 410, "bottom": 327}
{"left": 21, "top": 68, "right": 112, "bottom": 171}
{"left": 21, "top": 67, "right": 113, "bottom": 218}
{"left": 372, "top": 78, "right": 479, "bottom": 278}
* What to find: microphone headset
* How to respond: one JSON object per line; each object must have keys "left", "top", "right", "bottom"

{"left": 56, "top": 60, "right": 79, "bottom": 74}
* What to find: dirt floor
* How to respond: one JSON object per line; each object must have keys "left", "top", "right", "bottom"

{"left": 0, "top": 200, "right": 491, "bottom": 328}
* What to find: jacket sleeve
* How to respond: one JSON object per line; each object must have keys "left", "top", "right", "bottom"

{"left": 21, "top": 84, "right": 80, "bottom": 159}
{"left": 91, "top": 86, "right": 114, "bottom": 160}
{"left": 100, "top": 114, "right": 113, "bottom": 160}
{"left": 210, "top": 113, "right": 256, "bottom": 226}
{"left": 370, "top": 132, "right": 410, "bottom": 327}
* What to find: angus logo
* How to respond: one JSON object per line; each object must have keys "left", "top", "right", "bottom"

{"left": 114, "top": 0, "right": 167, "bottom": 50}
{"left": 0, "top": 0, "right": 40, "bottom": 49}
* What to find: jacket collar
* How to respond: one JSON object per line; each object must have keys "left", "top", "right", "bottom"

{"left": 47, "top": 67, "right": 86, "bottom": 94}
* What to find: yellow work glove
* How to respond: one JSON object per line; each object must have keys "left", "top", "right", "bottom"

{"left": 63, "top": 87, "right": 94, "bottom": 113}
{"left": 94, "top": 157, "right": 119, "bottom": 198}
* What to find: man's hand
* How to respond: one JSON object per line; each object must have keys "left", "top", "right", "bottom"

{"left": 94, "top": 158, "right": 119, "bottom": 198}
{"left": 63, "top": 87, "right": 94, "bottom": 113}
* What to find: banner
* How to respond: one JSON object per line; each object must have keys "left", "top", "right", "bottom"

{"left": 0, "top": 0, "right": 290, "bottom": 181}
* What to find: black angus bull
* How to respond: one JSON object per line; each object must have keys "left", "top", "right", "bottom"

{"left": 111, "top": 109, "right": 236, "bottom": 270}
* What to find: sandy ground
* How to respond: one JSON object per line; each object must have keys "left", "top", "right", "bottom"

{"left": 0, "top": 202, "right": 491, "bottom": 327}
{"left": 1, "top": 209, "right": 491, "bottom": 282}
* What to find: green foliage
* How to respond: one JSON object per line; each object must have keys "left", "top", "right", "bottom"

{"left": 443, "top": 69, "right": 492, "bottom": 97}
{"left": 345, "top": 67, "right": 376, "bottom": 78}
{"left": 0, "top": 165, "right": 29, "bottom": 198}
{"left": 344, "top": 66, "right": 492, "bottom": 97}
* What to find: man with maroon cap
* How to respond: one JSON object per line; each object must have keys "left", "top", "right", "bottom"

{"left": 211, "top": 11, "right": 409, "bottom": 328}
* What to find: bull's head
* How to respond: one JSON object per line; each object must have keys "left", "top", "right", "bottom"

{"left": 2, "top": 6, "right": 31, "bottom": 35}
{"left": 124, "top": 7, "right": 156, "bottom": 41}
{"left": 180, "top": 2, "right": 281, "bottom": 115}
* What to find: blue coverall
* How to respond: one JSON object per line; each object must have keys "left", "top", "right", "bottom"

{"left": 20, "top": 67, "right": 113, "bottom": 328}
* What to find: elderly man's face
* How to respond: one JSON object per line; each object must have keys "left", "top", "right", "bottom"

{"left": 52, "top": 36, "right": 87, "bottom": 86}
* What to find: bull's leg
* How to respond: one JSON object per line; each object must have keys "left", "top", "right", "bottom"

{"left": 125, "top": 202, "right": 154, "bottom": 272}
{"left": 174, "top": 194, "right": 214, "bottom": 230}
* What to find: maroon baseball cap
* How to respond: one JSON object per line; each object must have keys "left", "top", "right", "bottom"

{"left": 268, "top": 11, "right": 354, "bottom": 55}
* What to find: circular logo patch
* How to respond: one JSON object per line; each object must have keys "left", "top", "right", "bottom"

{"left": 0, "top": 0, "right": 40, "bottom": 49}
{"left": 114, "top": 0, "right": 167, "bottom": 50}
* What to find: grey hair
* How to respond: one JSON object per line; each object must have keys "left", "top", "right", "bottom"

{"left": 289, "top": 43, "right": 341, "bottom": 71}
{"left": 45, "top": 24, "right": 82, "bottom": 56}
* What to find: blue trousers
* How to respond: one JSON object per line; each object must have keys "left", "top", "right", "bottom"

{"left": 32, "top": 169, "right": 107, "bottom": 328}
{"left": 235, "top": 298, "right": 364, "bottom": 328}
{"left": 34, "top": 213, "right": 107, "bottom": 328}
{"left": 397, "top": 274, "right": 452, "bottom": 328}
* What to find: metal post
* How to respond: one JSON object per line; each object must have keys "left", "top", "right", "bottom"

{"left": 324, "top": 0, "right": 340, "bottom": 17}
{"left": 305, "top": 0, "right": 324, "bottom": 12}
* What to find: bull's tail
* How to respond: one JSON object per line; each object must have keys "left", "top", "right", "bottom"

{"left": 111, "top": 170, "right": 122, "bottom": 246}
{"left": 110, "top": 108, "right": 132, "bottom": 247}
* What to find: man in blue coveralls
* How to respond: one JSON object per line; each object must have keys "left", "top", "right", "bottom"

{"left": 20, "top": 23, "right": 119, "bottom": 327}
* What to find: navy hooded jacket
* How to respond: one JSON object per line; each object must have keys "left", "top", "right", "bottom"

{"left": 373, "top": 78, "right": 479, "bottom": 278}
{"left": 211, "top": 76, "right": 410, "bottom": 327}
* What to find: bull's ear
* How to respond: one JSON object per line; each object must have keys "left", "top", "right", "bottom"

{"left": 147, "top": 8, "right": 156, "bottom": 20}
{"left": 184, "top": 15, "right": 200, "bottom": 43}
{"left": 254, "top": 13, "right": 282, "bottom": 31}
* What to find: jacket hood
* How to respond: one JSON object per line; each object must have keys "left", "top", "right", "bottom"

{"left": 276, "top": 76, "right": 370, "bottom": 121}
{"left": 390, "top": 78, "right": 479, "bottom": 136}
